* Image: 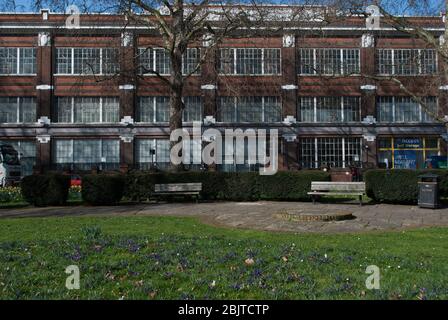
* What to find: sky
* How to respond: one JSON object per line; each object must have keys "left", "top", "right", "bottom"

{"left": 0, "top": 0, "right": 446, "bottom": 15}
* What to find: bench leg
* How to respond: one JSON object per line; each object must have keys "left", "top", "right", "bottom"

{"left": 312, "top": 195, "right": 316, "bottom": 205}
{"left": 359, "top": 195, "right": 363, "bottom": 207}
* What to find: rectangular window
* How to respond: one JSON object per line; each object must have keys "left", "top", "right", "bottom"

{"left": 53, "top": 139, "right": 120, "bottom": 170}
{"left": 136, "top": 139, "right": 171, "bottom": 170}
{"left": 0, "top": 48, "right": 36, "bottom": 75}
{"left": 137, "top": 96, "right": 169, "bottom": 122}
{"left": 182, "top": 48, "right": 201, "bottom": 75}
{"left": 56, "top": 48, "right": 119, "bottom": 75}
{"left": 218, "top": 96, "right": 281, "bottom": 123}
{"left": 300, "top": 137, "right": 362, "bottom": 168}
{"left": 0, "top": 97, "right": 36, "bottom": 123}
{"left": 56, "top": 97, "right": 119, "bottom": 123}
{"left": 298, "top": 96, "right": 360, "bottom": 123}
{"left": 138, "top": 48, "right": 175, "bottom": 75}
{"left": 376, "top": 49, "right": 437, "bottom": 75}
{"left": 219, "top": 48, "right": 281, "bottom": 75}
{"left": 298, "top": 48, "right": 360, "bottom": 75}
{"left": 377, "top": 137, "right": 441, "bottom": 169}
{"left": 377, "top": 96, "right": 437, "bottom": 123}
{"left": 183, "top": 96, "right": 203, "bottom": 122}
{"left": 0, "top": 140, "right": 36, "bottom": 176}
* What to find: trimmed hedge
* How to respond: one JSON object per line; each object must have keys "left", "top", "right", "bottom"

{"left": 82, "top": 174, "right": 125, "bottom": 205}
{"left": 124, "top": 171, "right": 331, "bottom": 202}
{"left": 21, "top": 173, "right": 70, "bottom": 207}
{"left": 364, "top": 169, "right": 448, "bottom": 204}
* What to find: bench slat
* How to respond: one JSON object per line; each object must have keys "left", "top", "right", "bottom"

{"left": 154, "top": 183, "right": 202, "bottom": 193}
{"left": 311, "top": 182, "right": 365, "bottom": 192}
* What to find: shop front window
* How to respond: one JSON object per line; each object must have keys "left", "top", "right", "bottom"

{"left": 377, "top": 137, "right": 441, "bottom": 169}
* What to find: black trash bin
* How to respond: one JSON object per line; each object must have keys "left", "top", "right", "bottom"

{"left": 418, "top": 173, "right": 440, "bottom": 209}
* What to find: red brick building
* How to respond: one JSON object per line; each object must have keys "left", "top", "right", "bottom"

{"left": 0, "top": 8, "right": 447, "bottom": 176}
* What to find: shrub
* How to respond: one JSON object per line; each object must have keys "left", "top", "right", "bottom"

{"left": 0, "top": 187, "right": 24, "bottom": 203}
{"left": 258, "top": 171, "right": 331, "bottom": 201}
{"left": 21, "top": 173, "right": 70, "bottom": 207}
{"left": 82, "top": 174, "right": 125, "bottom": 205}
{"left": 123, "top": 170, "right": 331, "bottom": 202}
{"left": 364, "top": 169, "right": 448, "bottom": 204}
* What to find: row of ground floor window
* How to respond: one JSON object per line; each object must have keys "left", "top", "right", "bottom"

{"left": 1, "top": 136, "right": 443, "bottom": 176}
{"left": 0, "top": 96, "right": 438, "bottom": 124}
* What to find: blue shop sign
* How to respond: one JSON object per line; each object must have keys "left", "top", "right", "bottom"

{"left": 394, "top": 138, "right": 422, "bottom": 149}
{"left": 394, "top": 150, "right": 417, "bottom": 169}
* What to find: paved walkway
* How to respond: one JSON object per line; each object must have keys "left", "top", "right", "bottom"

{"left": 1, "top": 201, "right": 448, "bottom": 233}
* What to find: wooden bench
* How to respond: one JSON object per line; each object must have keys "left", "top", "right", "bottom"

{"left": 153, "top": 183, "right": 202, "bottom": 202}
{"left": 308, "top": 182, "right": 366, "bottom": 206}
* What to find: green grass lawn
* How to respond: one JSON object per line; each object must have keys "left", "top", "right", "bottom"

{"left": 0, "top": 216, "right": 447, "bottom": 300}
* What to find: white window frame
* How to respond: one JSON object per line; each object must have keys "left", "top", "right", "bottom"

{"left": 376, "top": 49, "right": 437, "bottom": 76}
{"left": 218, "top": 48, "right": 282, "bottom": 76}
{"left": 0, "top": 47, "right": 37, "bottom": 76}
{"left": 301, "top": 137, "right": 362, "bottom": 169}
{"left": 299, "top": 96, "right": 361, "bottom": 123}
{"left": 55, "top": 48, "right": 119, "bottom": 76}
{"left": 298, "top": 48, "right": 360, "bottom": 76}
{"left": 377, "top": 96, "right": 438, "bottom": 123}
{"left": 218, "top": 96, "right": 282, "bottom": 123}
{"left": 56, "top": 97, "right": 119, "bottom": 123}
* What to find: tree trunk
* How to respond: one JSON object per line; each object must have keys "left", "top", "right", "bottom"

{"left": 168, "top": 1, "right": 186, "bottom": 172}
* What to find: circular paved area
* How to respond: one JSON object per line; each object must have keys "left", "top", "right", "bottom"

{"left": 1, "top": 201, "right": 448, "bottom": 233}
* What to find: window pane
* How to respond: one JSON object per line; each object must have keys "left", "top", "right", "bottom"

{"left": 139, "top": 48, "right": 154, "bottom": 74}
{"left": 0, "top": 48, "right": 17, "bottom": 74}
{"left": 136, "top": 139, "right": 156, "bottom": 164}
{"left": 421, "top": 97, "right": 437, "bottom": 123}
{"left": 317, "top": 137, "right": 343, "bottom": 168}
{"left": 74, "top": 97, "right": 101, "bottom": 123}
{"left": 236, "top": 48, "right": 262, "bottom": 75}
{"left": 102, "top": 139, "right": 120, "bottom": 163}
{"left": 317, "top": 49, "right": 340, "bottom": 75}
{"left": 376, "top": 49, "right": 393, "bottom": 75}
{"left": 237, "top": 96, "right": 262, "bottom": 122}
{"left": 395, "top": 97, "right": 419, "bottom": 122}
{"left": 155, "top": 49, "right": 171, "bottom": 75}
{"left": 377, "top": 97, "right": 394, "bottom": 122}
{"left": 343, "top": 49, "right": 359, "bottom": 74}
{"left": 138, "top": 97, "right": 154, "bottom": 122}
{"left": 300, "top": 97, "right": 314, "bottom": 122}
{"left": 102, "top": 97, "right": 119, "bottom": 123}
{"left": 57, "top": 97, "right": 73, "bottom": 123}
{"left": 54, "top": 140, "right": 73, "bottom": 163}
{"left": 56, "top": 48, "right": 72, "bottom": 74}
{"left": 102, "top": 48, "right": 119, "bottom": 75}
{"left": 264, "top": 49, "right": 281, "bottom": 75}
{"left": 219, "top": 48, "right": 235, "bottom": 74}
{"left": 183, "top": 48, "right": 200, "bottom": 75}
{"left": 219, "top": 97, "right": 236, "bottom": 122}
{"left": 299, "top": 49, "right": 314, "bottom": 75}
{"left": 0, "top": 97, "right": 18, "bottom": 123}
{"left": 74, "top": 48, "right": 101, "bottom": 74}
{"left": 74, "top": 139, "right": 101, "bottom": 164}
{"left": 316, "top": 97, "right": 341, "bottom": 122}
{"left": 19, "top": 48, "right": 36, "bottom": 74}
{"left": 300, "top": 137, "right": 316, "bottom": 168}
{"left": 155, "top": 96, "right": 169, "bottom": 122}
{"left": 343, "top": 96, "right": 360, "bottom": 122}
{"left": 183, "top": 96, "right": 202, "bottom": 122}
{"left": 264, "top": 96, "right": 281, "bottom": 122}
{"left": 19, "top": 97, "right": 36, "bottom": 123}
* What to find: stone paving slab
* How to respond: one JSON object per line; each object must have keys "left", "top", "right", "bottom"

{"left": 0, "top": 201, "right": 448, "bottom": 233}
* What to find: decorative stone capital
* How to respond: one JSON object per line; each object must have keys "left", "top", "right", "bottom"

{"left": 38, "top": 32, "right": 51, "bottom": 46}
{"left": 36, "top": 135, "right": 51, "bottom": 144}
{"left": 361, "top": 34, "right": 375, "bottom": 48}
{"left": 281, "top": 84, "right": 298, "bottom": 90}
{"left": 202, "top": 33, "right": 215, "bottom": 47}
{"left": 201, "top": 84, "right": 217, "bottom": 90}
{"left": 121, "top": 32, "right": 134, "bottom": 47}
{"left": 439, "top": 85, "right": 448, "bottom": 91}
{"left": 362, "top": 116, "right": 377, "bottom": 125}
{"left": 37, "top": 116, "right": 51, "bottom": 126}
{"left": 120, "top": 116, "right": 134, "bottom": 125}
{"left": 360, "top": 84, "right": 377, "bottom": 91}
{"left": 203, "top": 116, "right": 216, "bottom": 125}
{"left": 36, "top": 84, "right": 53, "bottom": 90}
{"left": 120, "top": 134, "right": 134, "bottom": 143}
{"left": 119, "top": 84, "right": 135, "bottom": 90}
{"left": 363, "top": 134, "right": 377, "bottom": 142}
{"left": 283, "top": 116, "right": 297, "bottom": 125}
{"left": 282, "top": 134, "right": 297, "bottom": 142}
{"left": 282, "top": 34, "right": 295, "bottom": 48}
